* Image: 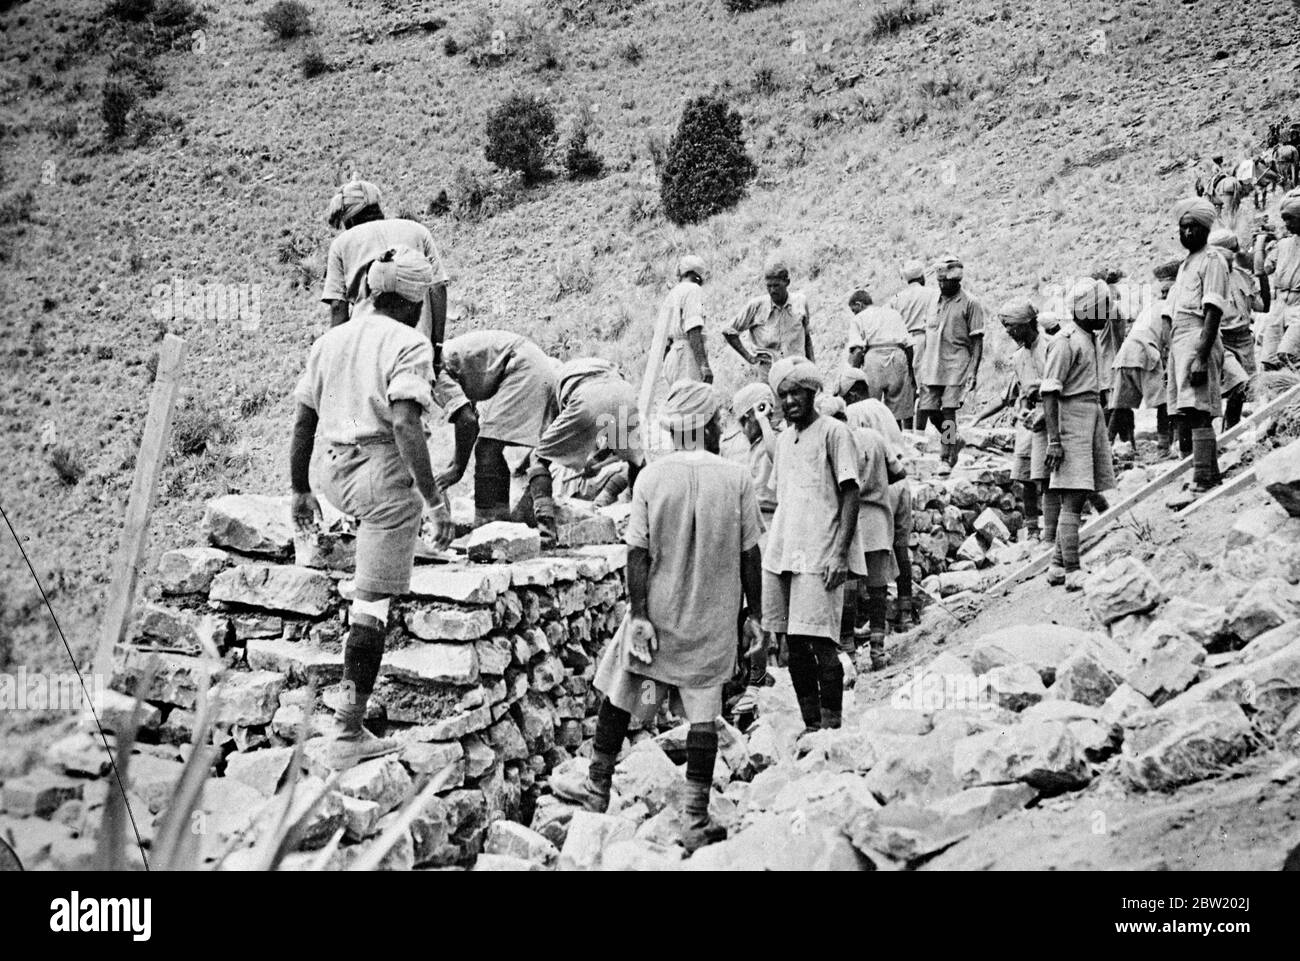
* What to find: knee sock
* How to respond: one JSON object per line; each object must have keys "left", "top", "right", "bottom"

{"left": 917, "top": 409, "right": 939, "bottom": 434}
{"left": 473, "top": 438, "right": 510, "bottom": 516}
{"left": 785, "top": 636, "right": 822, "bottom": 728}
{"left": 1057, "top": 490, "right": 1086, "bottom": 571}
{"left": 1042, "top": 489, "right": 1062, "bottom": 550}
{"left": 685, "top": 724, "right": 718, "bottom": 785}
{"left": 342, "top": 621, "right": 387, "bottom": 706}
{"left": 1176, "top": 415, "right": 1193, "bottom": 457}
{"left": 1020, "top": 480, "right": 1041, "bottom": 529}
{"left": 1156, "top": 404, "right": 1170, "bottom": 444}
{"left": 1223, "top": 391, "right": 1245, "bottom": 430}
{"left": 865, "top": 585, "right": 888, "bottom": 634}
{"left": 592, "top": 699, "right": 630, "bottom": 761}
{"left": 894, "top": 552, "right": 913, "bottom": 600}
{"left": 812, "top": 639, "right": 844, "bottom": 717}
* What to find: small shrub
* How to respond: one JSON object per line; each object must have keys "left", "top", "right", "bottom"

{"left": 131, "top": 108, "right": 183, "bottom": 147}
{"left": 50, "top": 445, "right": 85, "bottom": 486}
{"left": 450, "top": 164, "right": 526, "bottom": 221}
{"left": 621, "top": 40, "right": 642, "bottom": 64}
{"left": 151, "top": 0, "right": 205, "bottom": 31}
{"left": 48, "top": 112, "right": 80, "bottom": 142}
{"left": 262, "top": 0, "right": 313, "bottom": 40}
{"left": 484, "top": 93, "right": 557, "bottom": 184}
{"left": 238, "top": 385, "right": 277, "bottom": 418}
{"left": 626, "top": 191, "right": 660, "bottom": 226}
{"left": 752, "top": 64, "right": 779, "bottom": 95}
{"left": 443, "top": 35, "right": 459, "bottom": 56}
{"left": 172, "top": 399, "right": 232, "bottom": 457}
{"left": 722, "top": 0, "right": 785, "bottom": 11}
{"left": 870, "top": 0, "right": 942, "bottom": 39}
{"left": 659, "top": 94, "right": 757, "bottom": 225}
{"left": 101, "top": 81, "right": 137, "bottom": 140}
{"left": 427, "top": 190, "right": 451, "bottom": 216}
{"left": 530, "top": 31, "right": 561, "bottom": 71}
{"left": 105, "top": 0, "right": 155, "bottom": 22}
{"left": 301, "top": 44, "right": 329, "bottom": 78}
{"left": 0, "top": 188, "right": 35, "bottom": 226}
{"left": 564, "top": 114, "right": 604, "bottom": 180}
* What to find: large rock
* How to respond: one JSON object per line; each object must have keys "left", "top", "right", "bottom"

{"left": 211, "top": 670, "right": 285, "bottom": 726}
{"left": 466, "top": 522, "right": 541, "bottom": 563}
{"left": 968, "top": 624, "right": 1097, "bottom": 685}
{"left": 612, "top": 742, "right": 681, "bottom": 816}
{"left": 111, "top": 648, "right": 223, "bottom": 710}
{"left": 978, "top": 662, "right": 1046, "bottom": 712}
{"left": 209, "top": 565, "right": 335, "bottom": 616}
{"left": 1240, "top": 621, "right": 1300, "bottom": 665}
{"left": 246, "top": 638, "right": 343, "bottom": 686}
{"left": 767, "top": 769, "right": 882, "bottom": 829}
{"left": 1120, "top": 701, "right": 1256, "bottom": 791}
{"left": 684, "top": 811, "right": 868, "bottom": 871}
{"left": 952, "top": 722, "right": 1092, "bottom": 793}
{"left": 1125, "top": 634, "right": 1204, "bottom": 706}
{"left": 158, "top": 547, "right": 230, "bottom": 594}
{"left": 1226, "top": 579, "right": 1300, "bottom": 645}
{"left": 382, "top": 643, "right": 479, "bottom": 685}
{"left": 484, "top": 820, "right": 559, "bottom": 866}
{"left": 558, "top": 515, "right": 619, "bottom": 547}
{"left": 253, "top": 775, "right": 345, "bottom": 850}
{"left": 407, "top": 565, "right": 512, "bottom": 604}
{"left": 600, "top": 839, "right": 685, "bottom": 871}
{"left": 404, "top": 606, "right": 495, "bottom": 641}
{"left": 558, "top": 810, "right": 638, "bottom": 870}
{"left": 337, "top": 755, "right": 412, "bottom": 814}
{"left": 1083, "top": 557, "right": 1163, "bottom": 625}
{"left": 133, "top": 604, "right": 229, "bottom": 655}
{"left": 2, "top": 769, "right": 84, "bottom": 817}
{"left": 1047, "top": 651, "right": 1123, "bottom": 707}
{"left": 47, "top": 731, "right": 113, "bottom": 778}
{"left": 1099, "top": 684, "right": 1155, "bottom": 726}
{"left": 224, "top": 746, "right": 294, "bottom": 796}
{"left": 1171, "top": 636, "right": 1300, "bottom": 735}
{"left": 862, "top": 736, "right": 963, "bottom": 805}
{"left": 203, "top": 494, "right": 293, "bottom": 556}
{"left": 1157, "top": 597, "right": 1229, "bottom": 648}
{"left": 1255, "top": 437, "right": 1300, "bottom": 517}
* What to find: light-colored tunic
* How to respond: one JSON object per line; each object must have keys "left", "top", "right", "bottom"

{"left": 919, "top": 289, "right": 985, "bottom": 387}
{"left": 600, "top": 450, "right": 761, "bottom": 690}
{"left": 849, "top": 306, "right": 915, "bottom": 421}
{"left": 847, "top": 425, "right": 894, "bottom": 554}
{"left": 765, "top": 415, "right": 866, "bottom": 576}
{"left": 1009, "top": 334, "right": 1051, "bottom": 482}
{"left": 322, "top": 219, "right": 450, "bottom": 340}
{"left": 659, "top": 280, "right": 707, "bottom": 385}
{"left": 441, "top": 330, "right": 558, "bottom": 447}
{"left": 535, "top": 358, "right": 642, "bottom": 471}
{"left": 888, "top": 283, "right": 936, "bottom": 381}
{"left": 1111, "top": 302, "right": 1167, "bottom": 409}
{"left": 1041, "top": 322, "right": 1116, "bottom": 492}
{"left": 1162, "top": 247, "right": 1229, "bottom": 416}
{"left": 727, "top": 291, "right": 812, "bottom": 362}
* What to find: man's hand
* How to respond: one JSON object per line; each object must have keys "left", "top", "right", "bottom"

{"left": 823, "top": 559, "right": 850, "bottom": 591}
{"left": 743, "top": 616, "right": 765, "bottom": 658}
{"left": 965, "top": 371, "right": 979, "bottom": 395}
{"left": 1045, "top": 439, "right": 1065, "bottom": 473}
{"left": 292, "top": 491, "right": 322, "bottom": 533}
{"left": 435, "top": 466, "right": 464, "bottom": 490}
{"left": 1189, "top": 354, "right": 1208, "bottom": 387}
{"left": 752, "top": 348, "right": 774, "bottom": 367}
{"left": 628, "top": 616, "right": 658, "bottom": 664}
{"left": 424, "top": 502, "right": 454, "bottom": 550}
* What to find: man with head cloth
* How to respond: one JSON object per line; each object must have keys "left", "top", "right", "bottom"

{"left": 723, "top": 257, "right": 815, "bottom": 373}
{"left": 1261, "top": 190, "right": 1300, "bottom": 368}
{"left": 321, "top": 178, "right": 451, "bottom": 359}
{"left": 994, "top": 298, "right": 1053, "bottom": 542}
{"left": 1110, "top": 261, "right": 1179, "bottom": 457}
{"left": 1040, "top": 279, "right": 1119, "bottom": 591}
{"left": 554, "top": 380, "right": 764, "bottom": 854}
{"left": 659, "top": 254, "right": 713, "bottom": 386}
{"left": 1209, "top": 229, "right": 1260, "bottom": 429}
{"left": 917, "top": 256, "right": 986, "bottom": 468}
{"left": 887, "top": 259, "right": 936, "bottom": 390}
{"left": 290, "top": 245, "right": 454, "bottom": 768}
{"left": 846, "top": 288, "right": 917, "bottom": 428}
{"left": 1162, "top": 197, "right": 1229, "bottom": 492}
{"left": 762, "top": 358, "right": 864, "bottom": 735}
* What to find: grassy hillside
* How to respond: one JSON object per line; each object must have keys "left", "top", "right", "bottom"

{"left": 1, "top": 0, "right": 1296, "bottom": 677}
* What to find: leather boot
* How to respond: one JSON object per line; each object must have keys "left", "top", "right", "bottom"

{"left": 527, "top": 463, "right": 559, "bottom": 548}
{"left": 551, "top": 749, "right": 615, "bottom": 813}
{"left": 1191, "top": 428, "right": 1221, "bottom": 492}
{"left": 680, "top": 779, "right": 726, "bottom": 854}
{"left": 327, "top": 699, "right": 400, "bottom": 769}
{"left": 820, "top": 706, "right": 843, "bottom": 729}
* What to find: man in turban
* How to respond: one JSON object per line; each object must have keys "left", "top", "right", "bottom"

{"left": 290, "top": 245, "right": 454, "bottom": 768}
{"left": 1209, "top": 230, "right": 1261, "bottom": 428}
{"left": 659, "top": 254, "right": 712, "bottom": 385}
{"left": 993, "top": 298, "right": 1053, "bottom": 542}
{"left": 723, "top": 257, "right": 815, "bottom": 373}
{"left": 1261, "top": 190, "right": 1300, "bottom": 368}
{"left": 321, "top": 178, "right": 451, "bottom": 366}
{"left": 1162, "top": 198, "right": 1229, "bottom": 492}
{"left": 888, "top": 259, "right": 936, "bottom": 392}
{"left": 1040, "top": 281, "right": 1118, "bottom": 591}
{"left": 846, "top": 289, "right": 917, "bottom": 428}
{"left": 431, "top": 330, "right": 559, "bottom": 526}
{"left": 917, "top": 256, "right": 986, "bottom": 469}
{"left": 1110, "top": 261, "right": 1178, "bottom": 458}
{"left": 762, "top": 358, "right": 864, "bottom": 734}
{"left": 555, "top": 380, "right": 764, "bottom": 855}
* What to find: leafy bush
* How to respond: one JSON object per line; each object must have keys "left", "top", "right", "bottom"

{"left": 621, "top": 40, "right": 642, "bottom": 64}
{"left": 752, "top": 64, "right": 779, "bottom": 95}
{"left": 50, "top": 446, "right": 85, "bottom": 486}
{"left": 484, "top": 93, "right": 557, "bottom": 184}
{"left": 564, "top": 112, "right": 604, "bottom": 180}
{"left": 443, "top": 35, "right": 459, "bottom": 56}
{"left": 451, "top": 165, "right": 526, "bottom": 221}
{"left": 659, "top": 95, "right": 756, "bottom": 225}
{"left": 105, "top": 0, "right": 155, "bottom": 22}
{"left": 101, "top": 81, "right": 137, "bottom": 140}
{"left": 262, "top": 0, "right": 313, "bottom": 40}
{"left": 722, "top": 0, "right": 785, "bottom": 11}
{"left": 151, "top": 0, "right": 205, "bottom": 31}
{"left": 172, "top": 398, "right": 232, "bottom": 457}
{"left": 0, "top": 188, "right": 35, "bottom": 226}
{"left": 870, "top": 0, "right": 942, "bottom": 38}
{"left": 301, "top": 43, "right": 329, "bottom": 78}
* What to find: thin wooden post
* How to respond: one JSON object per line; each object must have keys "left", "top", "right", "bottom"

{"left": 988, "top": 381, "right": 1300, "bottom": 595}
{"left": 1177, "top": 467, "right": 1257, "bottom": 517}
{"left": 636, "top": 295, "right": 670, "bottom": 459}
{"left": 93, "top": 335, "right": 187, "bottom": 679}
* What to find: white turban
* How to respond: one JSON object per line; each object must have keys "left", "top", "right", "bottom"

{"left": 769, "top": 357, "right": 822, "bottom": 395}
{"left": 1174, "top": 197, "right": 1216, "bottom": 229}
{"left": 327, "top": 179, "right": 382, "bottom": 229}
{"left": 678, "top": 254, "right": 707, "bottom": 281}
{"left": 816, "top": 395, "right": 847, "bottom": 419}
{"left": 660, "top": 379, "right": 719, "bottom": 434}
{"left": 933, "top": 256, "right": 963, "bottom": 281}
{"left": 1281, "top": 190, "right": 1300, "bottom": 219}
{"left": 900, "top": 259, "right": 925, "bottom": 282}
{"left": 732, "top": 382, "right": 775, "bottom": 418}
{"left": 1209, "top": 228, "right": 1239, "bottom": 252}
{"left": 366, "top": 246, "right": 434, "bottom": 303}
{"left": 847, "top": 398, "right": 905, "bottom": 457}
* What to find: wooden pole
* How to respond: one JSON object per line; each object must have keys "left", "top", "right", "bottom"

{"left": 93, "top": 335, "right": 187, "bottom": 680}
{"left": 636, "top": 295, "right": 670, "bottom": 459}
{"left": 988, "top": 381, "right": 1300, "bottom": 595}
{"left": 1177, "top": 466, "right": 1257, "bottom": 517}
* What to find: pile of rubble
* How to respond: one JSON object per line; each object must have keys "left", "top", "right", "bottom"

{"left": 0, "top": 492, "right": 632, "bottom": 870}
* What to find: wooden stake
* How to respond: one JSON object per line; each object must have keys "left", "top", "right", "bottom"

{"left": 988, "top": 381, "right": 1300, "bottom": 595}
{"left": 1177, "top": 466, "right": 1257, "bottom": 517}
{"left": 636, "top": 296, "right": 670, "bottom": 458}
{"left": 93, "top": 335, "right": 187, "bottom": 680}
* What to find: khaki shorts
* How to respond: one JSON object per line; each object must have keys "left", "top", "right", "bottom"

{"left": 592, "top": 629, "right": 722, "bottom": 724}
{"left": 762, "top": 569, "right": 844, "bottom": 643}
{"left": 319, "top": 442, "right": 422, "bottom": 596}
{"left": 918, "top": 383, "right": 965, "bottom": 410}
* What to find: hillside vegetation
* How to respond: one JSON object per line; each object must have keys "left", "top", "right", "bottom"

{"left": 1, "top": 0, "right": 1297, "bottom": 677}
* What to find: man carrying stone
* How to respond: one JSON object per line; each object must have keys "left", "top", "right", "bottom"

{"left": 846, "top": 288, "right": 916, "bottom": 428}
{"left": 1041, "top": 279, "right": 1118, "bottom": 591}
{"left": 723, "top": 258, "right": 814, "bottom": 376}
{"left": 432, "top": 330, "right": 559, "bottom": 526}
{"left": 321, "top": 179, "right": 450, "bottom": 358}
{"left": 762, "top": 358, "right": 863, "bottom": 735}
{"left": 917, "top": 256, "right": 985, "bottom": 469}
{"left": 553, "top": 381, "right": 764, "bottom": 854}
{"left": 1162, "top": 198, "right": 1229, "bottom": 493}
{"left": 290, "top": 246, "right": 454, "bottom": 768}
